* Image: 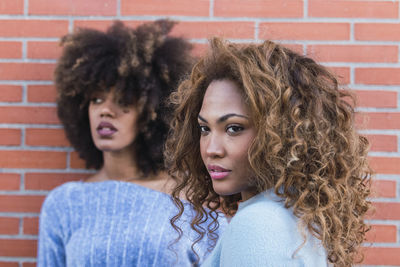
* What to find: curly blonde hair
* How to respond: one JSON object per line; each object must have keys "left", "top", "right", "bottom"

{"left": 165, "top": 37, "right": 372, "bottom": 266}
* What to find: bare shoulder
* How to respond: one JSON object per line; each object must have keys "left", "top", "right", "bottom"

{"left": 84, "top": 172, "right": 105, "bottom": 183}
{"left": 131, "top": 172, "right": 178, "bottom": 196}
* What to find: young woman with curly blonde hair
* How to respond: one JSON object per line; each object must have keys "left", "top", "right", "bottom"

{"left": 166, "top": 37, "right": 372, "bottom": 266}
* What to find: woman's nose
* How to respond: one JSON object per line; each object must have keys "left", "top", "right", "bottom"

{"left": 100, "top": 98, "right": 117, "bottom": 118}
{"left": 205, "top": 134, "right": 225, "bottom": 158}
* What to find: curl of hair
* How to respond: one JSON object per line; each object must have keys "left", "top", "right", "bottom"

{"left": 166, "top": 37, "right": 372, "bottom": 266}
{"left": 55, "top": 20, "right": 193, "bottom": 174}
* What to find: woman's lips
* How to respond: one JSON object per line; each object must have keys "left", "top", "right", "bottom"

{"left": 208, "top": 164, "right": 231, "bottom": 180}
{"left": 97, "top": 121, "right": 117, "bottom": 137}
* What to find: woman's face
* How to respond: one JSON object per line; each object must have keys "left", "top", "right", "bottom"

{"left": 89, "top": 89, "right": 139, "bottom": 153}
{"left": 198, "top": 79, "right": 257, "bottom": 201}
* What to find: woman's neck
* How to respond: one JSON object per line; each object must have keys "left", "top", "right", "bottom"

{"left": 89, "top": 148, "right": 141, "bottom": 182}
{"left": 85, "top": 148, "right": 173, "bottom": 195}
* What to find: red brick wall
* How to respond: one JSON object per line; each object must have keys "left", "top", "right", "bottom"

{"left": 0, "top": 0, "right": 398, "bottom": 266}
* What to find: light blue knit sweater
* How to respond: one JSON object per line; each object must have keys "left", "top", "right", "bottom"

{"left": 38, "top": 180, "right": 226, "bottom": 267}
{"left": 202, "top": 190, "right": 328, "bottom": 267}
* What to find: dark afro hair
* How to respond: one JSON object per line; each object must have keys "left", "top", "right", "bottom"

{"left": 55, "top": 20, "right": 193, "bottom": 174}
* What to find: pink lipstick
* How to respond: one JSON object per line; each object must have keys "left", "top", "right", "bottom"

{"left": 97, "top": 121, "right": 117, "bottom": 137}
{"left": 208, "top": 164, "right": 231, "bottom": 180}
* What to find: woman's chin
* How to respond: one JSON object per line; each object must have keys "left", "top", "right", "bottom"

{"left": 96, "top": 145, "right": 124, "bottom": 152}
{"left": 211, "top": 185, "right": 237, "bottom": 197}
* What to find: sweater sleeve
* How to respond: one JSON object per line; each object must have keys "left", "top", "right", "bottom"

{"left": 37, "top": 188, "right": 67, "bottom": 267}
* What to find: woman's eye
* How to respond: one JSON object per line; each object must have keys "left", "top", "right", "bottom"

{"left": 199, "top": 125, "right": 209, "bottom": 135}
{"left": 226, "top": 125, "right": 244, "bottom": 134}
{"left": 91, "top": 97, "right": 103, "bottom": 104}
{"left": 117, "top": 100, "right": 129, "bottom": 108}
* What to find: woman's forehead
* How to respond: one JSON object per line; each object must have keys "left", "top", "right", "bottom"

{"left": 200, "top": 80, "right": 249, "bottom": 117}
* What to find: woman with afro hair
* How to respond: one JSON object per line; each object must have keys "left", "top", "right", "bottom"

{"left": 38, "top": 20, "right": 226, "bottom": 267}
{"left": 166, "top": 38, "right": 372, "bottom": 266}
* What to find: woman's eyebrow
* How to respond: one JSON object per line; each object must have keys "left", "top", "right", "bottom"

{"left": 198, "top": 115, "right": 208, "bottom": 123}
{"left": 217, "top": 113, "right": 249, "bottom": 123}
{"left": 198, "top": 113, "right": 249, "bottom": 124}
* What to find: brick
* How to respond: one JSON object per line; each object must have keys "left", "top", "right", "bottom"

{"left": 196, "top": 41, "right": 303, "bottom": 58}
{"left": 0, "top": 20, "right": 68, "bottom": 38}
{"left": 371, "top": 202, "right": 400, "bottom": 220}
{"left": 70, "top": 151, "right": 87, "bottom": 169}
{"left": 0, "top": 85, "right": 22, "bottom": 102}
{"left": 121, "top": 0, "right": 209, "bottom": 16}
{"left": 29, "top": 0, "right": 116, "bottom": 16}
{"left": 23, "top": 217, "right": 39, "bottom": 235}
{"left": 0, "top": 195, "right": 45, "bottom": 213}
{"left": 0, "top": 63, "right": 55, "bottom": 81}
{"left": 191, "top": 43, "right": 207, "bottom": 58}
{"left": 0, "top": 217, "right": 19, "bottom": 234}
{"left": 0, "top": 107, "right": 59, "bottom": 124}
{"left": 26, "top": 128, "right": 69, "bottom": 147}
{"left": 259, "top": 23, "right": 349, "bottom": 41}
{"left": 0, "top": 129, "right": 21, "bottom": 146}
{"left": 0, "top": 106, "right": 59, "bottom": 125}
{"left": 0, "top": 0, "right": 24, "bottom": 15}
{"left": 0, "top": 239, "right": 37, "bottom": 257}
{"left": 0, "top": 261, "right": 19, "bottom": 267}
{"left": 371, "top": 180, "right": 396, "bottom": 198}
{"left": 307, "top": 45, "right": 398, "bottom": 63}
{"left": 355, "top": 90, "right": 397, "bottom": 109}
{"left": 27, "top": 85, "right": 56, "bottom": 103}
{"left": 363, "top": 247, "right": 400, "bottom": 265}
{"left": 214, "top": 0, "right": 303, "bottom": 18}
{"left": 328, "top": 67, "right": 350, "bottom": 85}
{"left": 196, "top": 42, "right": 303, "bottom": 58}
{"left": 0, "top": 173, "right": 20, "bottom": 190}
{"left": 172, "top": 21, "right": 254, "bottom": 39}
{"left": 25, "top": 172, "right": 89, "bottom": 190}
{"left": 27, "top": 41, "right": 62, "bottom": 60}
{"left": 355, "top": 23, "right": 400, "bottom": 41}
{"left": 22, "top": 263, "right": 36, "bottom": 267}
{"left": 369, "top": 157, "right": 400, "bottom": 175}
{"left": 282, "top": 44, "right": 303, "bottom": 55}
{"left": 0, "top": 151, "right": 67, "bottom": 169}
{"left": 366, "top": 134, "right": 397, "bottom": 152}
{"left": 0, "top": 42, "right": 22, "bottom": 58}
{"left": 309, "top": 0, "right": 398, "bottom": 18}
{"left": 366, "top": 224, "right": 397, "bottom": 243}
{"left": 74, "top": 20, "right": 142, "bottom": 32}
{"left": 0, "top": 264, "right": 20, "bottom": 267}
{"left": 356, "top": 68, "right": 400, "bottom": 85}
{"left": 356, "top": 113, "right": 400, "bottom": 130}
